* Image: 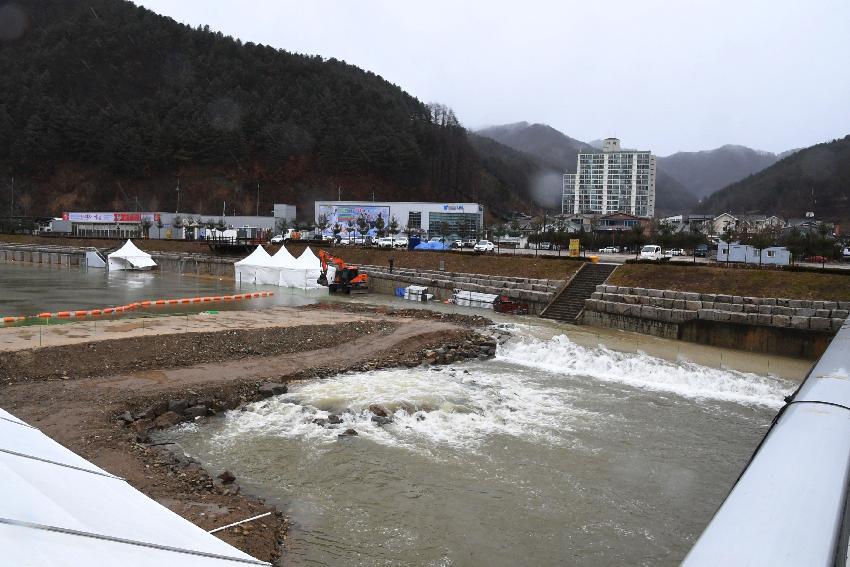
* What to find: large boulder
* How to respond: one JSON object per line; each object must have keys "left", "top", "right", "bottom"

{"left": 168, "top": 399, "right": 189, "bottom": 414}
{"left": 368, "top": 404, "right": 389, "bottom": 417}
{"left": 184, "top": 406, "right": 208, "bottom": 419}
{"left": 217, "top": 470, "right": 236, "bottom": 484}
{"left": 258, "top": 383, "right": 288, "bottom": 398}
{"left": 153, "top": 411, "right": 182, "bottom": 429}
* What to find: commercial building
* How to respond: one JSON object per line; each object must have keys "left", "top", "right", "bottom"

{"left": 313, "top": 201, "right": 484, "bottom": 238}
{"left": 562, "top": 138, "right": 656, "bottom": 218}
{"left": 53, "top": 204, "right": 296, "bottom": 239}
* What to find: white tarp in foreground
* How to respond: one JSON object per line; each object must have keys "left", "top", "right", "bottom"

{"left": 0, "top": 407, "right": 269, "bottom": 567}
{"left": 106, "top": 240, "right": 157, "bottom": 271}
{"left": 235, "top": 246, "right": 323, "bottom": 289}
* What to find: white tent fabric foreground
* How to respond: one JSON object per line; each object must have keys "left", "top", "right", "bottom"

{"left": 0, "top": 407, "right": 269, "bottom": 567}
{"left": 235, "top": 245, "right": 324, "bottom": 289}
{"left": 106, "top": 240, "right": 157, "bottom": 271}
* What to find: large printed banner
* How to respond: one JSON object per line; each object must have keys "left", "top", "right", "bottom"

{"left": 63, "top": 212, "right": 160, "bottom": 223}
{"left": 318, "top": 205, "right": 390, "bottom": 231}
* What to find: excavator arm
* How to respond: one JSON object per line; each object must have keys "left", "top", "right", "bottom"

{"left": 316, "top": 250, "right": 368, "bottom": 293}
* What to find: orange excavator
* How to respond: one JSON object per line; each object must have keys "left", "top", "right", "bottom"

{"left": 317, "top": 250, "right": 369, "bottom": 294}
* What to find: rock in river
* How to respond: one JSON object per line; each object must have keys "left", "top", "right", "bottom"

{"left": 258, "top": 382, "right": 288, "bottom": 398}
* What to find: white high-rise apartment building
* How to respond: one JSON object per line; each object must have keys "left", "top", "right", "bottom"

{"left": 562, "top": 138, "right": 656, "bottom": 218}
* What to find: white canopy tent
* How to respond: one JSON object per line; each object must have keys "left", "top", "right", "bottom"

{"left": 106, "top": 240, "right": 157, "bottom": 271}
{"left": 234, "top": 245, "right": 277, "bottom": 285}
{"left": 235, "top": 246, "right": 325, "bottom": 289}
{"left": 279, "top": 247, "right": 323, "bottom": 289}
{"left": 269, "top": 245, "right": 297, "bottom": 268}
{"left": 0, "top": 407, "right": 269, "bottom": 567}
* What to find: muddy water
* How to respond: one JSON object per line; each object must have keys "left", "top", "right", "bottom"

{"left": 0, "top": 262, "right": 318, "bottom": 316}
{"left": 159, "top": 328, "right": 794, "bottom": 566}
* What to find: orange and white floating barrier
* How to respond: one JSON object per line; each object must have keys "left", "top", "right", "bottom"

{"left": 2, "top": 291, "right": 274, "bottom": 324}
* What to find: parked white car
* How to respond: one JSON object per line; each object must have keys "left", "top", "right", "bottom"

{"left": 600, "top": 246, "right": 618, "bottom": 254}
{"left": 669, "top": 248, "right": 685, "bottom": 256}
{"left": 640, "top": 245, "right": 664, "bottom": 260}
{"left": 270, "top": 234, "right": 284, "bottom": 244}
{"left": 474, "top": 240, "right": 495, "bottom": 252}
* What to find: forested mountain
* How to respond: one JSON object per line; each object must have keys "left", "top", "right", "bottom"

{"left": 0, "top": 0, "right": 537, "bottom": 218}
{"left": 696, "top": 136, "right": 850, "bottom": 222}
{"left": 468, "top": 134, "right": 564, "bottom": 209}
{"left": 477, "top": 122, "right": 698, "bottom": 215}
{"left": 658, "top": 145, "right": 784, "bottom": 199}
{"left": 477, "top": 122, "right": 592, "bottom": 171}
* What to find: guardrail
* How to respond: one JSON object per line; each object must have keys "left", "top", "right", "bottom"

{"left": 683, "top": 318, "right": 850, "bottom": 565}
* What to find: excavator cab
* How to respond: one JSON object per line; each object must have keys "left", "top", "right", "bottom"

{"left": 316, "top": 250, "right": 369, "bottom": 294}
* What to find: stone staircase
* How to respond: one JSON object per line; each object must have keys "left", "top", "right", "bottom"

{"left": 539, "top": 263, "right": 618, "bottom": 323}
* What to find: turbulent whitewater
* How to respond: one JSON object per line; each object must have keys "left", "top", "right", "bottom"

{"left": 161, "top": 329, "right": 794, "bottom": 566}
{"left": 498, "top": 333, "right": 793, "bottom": 408}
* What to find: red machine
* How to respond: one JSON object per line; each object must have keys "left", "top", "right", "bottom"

{"left": 494, "top": 295, "right": 529, "bottom": 315}
{"left": 317, "top": 250, "right": 369, "bottom": 294}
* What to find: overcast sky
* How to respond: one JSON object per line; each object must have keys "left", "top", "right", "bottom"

{"left": 138, "top": 0, "right": 850, "bottom": 156}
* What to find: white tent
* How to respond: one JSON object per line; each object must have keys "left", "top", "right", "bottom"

{"left": 269, "top": 245, "right": 297, "bottom": 268}
{"left": 279, "top": 247, "right": 323, "bottom": 289}
{"left": 234, "top": 245, "right": 277, "bottom": 285}
{"left": 235, "top": 245, "right": 325, "bottom": 289}
{"left": 0, "top": 407, "right": 269, "bottom": 567}
{"left": 107, "top": 240, "right": 157, "bottom": 271}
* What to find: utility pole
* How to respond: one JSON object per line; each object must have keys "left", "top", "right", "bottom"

{"left": 175, "top": 178, "right": 180, "bottom": 214}
{"left": 256, "top": 182, "right": 260, "bottom": 216}
{"left": 9, "top": 176, "right": 13, "bottom": 216}
{"left": 338, "top": 186, "right": 341, "bottom": 201}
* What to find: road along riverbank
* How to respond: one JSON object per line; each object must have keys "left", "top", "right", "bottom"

{"left": 0, "top": 306, "right": 497, "bottom": 565}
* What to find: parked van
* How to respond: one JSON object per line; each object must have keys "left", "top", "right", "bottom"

{"left": 640, "top": 245, "right": 663, "bottom": 260}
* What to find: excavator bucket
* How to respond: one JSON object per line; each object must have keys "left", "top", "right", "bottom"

{"left": 317, "top": 272, "right": 328, "bottom": 286}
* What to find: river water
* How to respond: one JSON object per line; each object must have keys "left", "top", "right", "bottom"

{"left": 0, "top": 262, "right": 317, "bottom": 317}
{"left": 159, "top": 327, "right": 794, "bottom": 567}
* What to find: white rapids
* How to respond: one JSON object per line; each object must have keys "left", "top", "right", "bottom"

{"left": 497, "top": 333, "right": 794, "bottom": 409}
{"left": 208, "top": 362, "right": 596, "bottom": 454}
{"left": 201, "top": 330, "right": 793, "bottom": 457}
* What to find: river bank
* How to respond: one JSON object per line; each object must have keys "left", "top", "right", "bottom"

{"left": 0, "top": 306, "right": 496, "bottom": 565}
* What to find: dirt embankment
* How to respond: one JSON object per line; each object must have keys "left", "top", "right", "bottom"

{"left": 0, "top": 320, "right": 397, "bottom": 384}
{"left": 0, "top": 309, "right": 495, "bottom": 565}
{"left": 610, "top": 263, "right": 850, "bottom": 301}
